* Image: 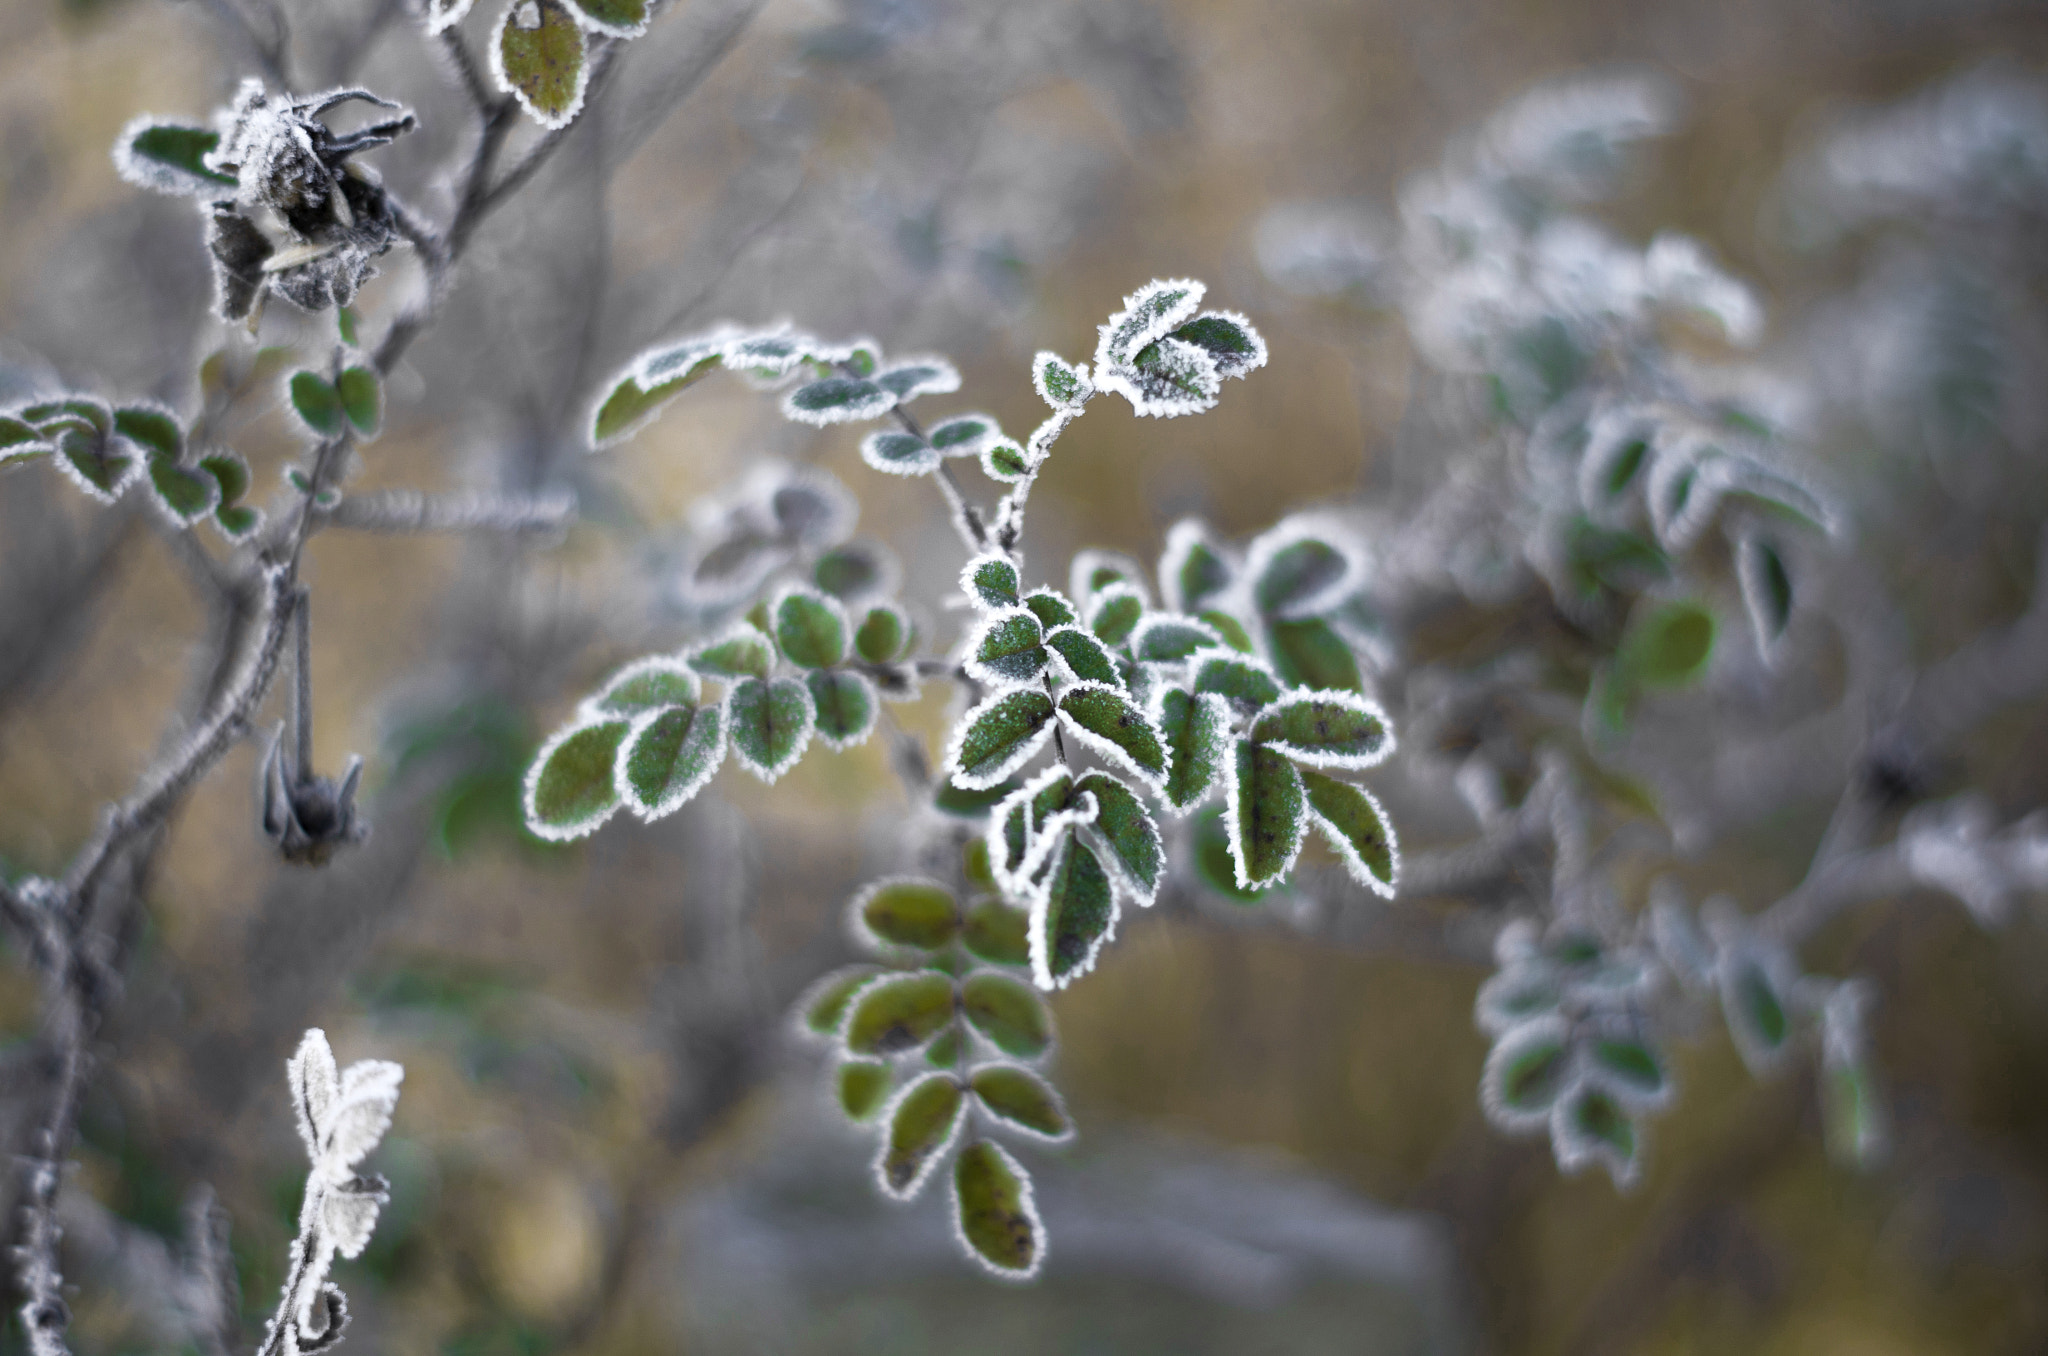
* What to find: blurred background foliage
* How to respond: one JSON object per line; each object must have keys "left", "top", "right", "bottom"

{"left": 1, "top": 0, "right": 2046, "bottom": 1351}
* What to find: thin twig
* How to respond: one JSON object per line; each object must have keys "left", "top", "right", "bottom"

{"left": 318, "top": 488, "right": 577, "bottom": 536}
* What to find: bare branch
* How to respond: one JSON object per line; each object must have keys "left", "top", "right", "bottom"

{"left": 318, "top": 487, "right": 577, "bottom": 536}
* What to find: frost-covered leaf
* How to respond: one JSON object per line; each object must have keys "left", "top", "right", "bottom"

{"left": 963, "top": 554, "right": 1020, "bottom": 610}
{"left": 113, "top": 404, "right": 181, "bottom": 460}
{"left": 1170, "top": 310, "right": 1268, "bottom": 380}
{"left": 808, "top": 670, "right": 878, "bottom": 749}
{"left": 1154, "top": 688, "right": 1230, "bottom": 813}
{"left": 982, "top": 440, "right": 1031, "bottom": 483}
{"left": 1267, "top": 618, "right": 1365, "bottom": 694}
{"left": 933, "top": 776, "right": 1020, "bottom": 819}
{"left": 875, "top": 1073, "right": 966, "bottom": 1200}
{"left": 965, "top": 608, "right": 1047, "bottom": 686}
{"left": 1585, "top": 1030, "right": 1670, "bottom": 1108}
{"left": 1577, "top": 412, "right": 1656, "bottom": 508}
{"left": 1044, "top": 625, "right": 1119, "bottom": 687}
{"left": 617, "top": 704, "right": 723, "bottom": 819}
{"left": 1032, "top": 351, "right": 1093, "bottom": 408}
{"left": 962, "top": 901, "right": 1032, "bottom": 968}
{"left": 492, "top": 0, "right": 590, "bottom": 131}
{"left": 1191, "top": 805, "right": 1268, "bottom": 902}
{"left": 813, "top": 540, "right": 897, "bottom": 602}
{"left": 587, "top": 657, "right": 701, "bottom": 716}
{"left": 1224, "top": 738, "right": 1306, "bottom": 890}
{"left": 838, "top": 1059, "right": 891, "bottom": 1121}
{"left": 1480, "top": 1015, "right": 1574, "bottom": 1131}
{"left": 1648, "top": 889, "right": 1714, "bottom": 991}
{"left": 773, "top": 586, "right": 850, "bottom": 669}
{"left": 1022, "top": 588, "right": 1077, "bottom": 629}
{"left": 289, "top": 372, "right": 345, "bottom": 438}
{"left": 1087, "top": 585, "right": 1145, "bottom": 647}
{"left": 112, "top": 115, "right": 237, "bottom": 196}
{"left": 845, "top": 973, "right": 957, "bottom": 1057}
{"left": 860, "top": 429, "right": 939, "bottom": 476}
{"left": 725, "top": 676, "right": 815, "bottom": 781}
{"left": 563, "top": 0, "right": 648, "bottom": 37}
{"left": 50, "top": 415, "right": 137, "bottom": 503}
{"left": 1249, "top": 527, "right": 1353, "bottom": 619}
{"left": 925, "top": 1028, "right": 964, "bottom": 1071}
{"left": 1474, "top": 964, "right": 1563, "bottom": 1035}
{"left": 961, "top": 971, "right": 1051, "bottom": 1056}
{"left": 928, "top": 414, "right": 1001, "bottom": 457}
{"left": 1551, "top": 1083, "right": 1640, "bottom": 1189}
{"left": 1719, "top": 944, "right": 1796, "bottom": 1074}
{"left": 1619, "top": 599, "right": 1716, "bottom": 688}
{"left": 1192, "top": 650, "right": 1283, "bottom": 714}
{"left": 1159, "top": 519, "right": 1236, "bottom": 614}
{"left": 320, "top": 1057, "right": 404, "bottom": 1183}
{"left": 970, "top": 1065, "right": 1072, "bottom": 1141}
{"left": 1057, "top": 683, "right": 1168, "bottom": 789}
{"left": 1027, "top": 834, "right": 1117, "bottom": 990}
{"left": 1129, "top": 613, "right": 1222, "bottom": 664}
{"left": 952, "top": 1140, "right": 1042, "bottom": 1280}
{"left": 1102, "top": 337, "right": 1222, "bottom": 419}
{"left": 782, "top": 375, "right": 893, "bottom": 425}
{"left": 1200, "top": 609, "right": 1255, "bottom": 653}
{"left": 336, "top": 366, "right": 379, "bottom": 437}
{"left": 589, "top": 334, "right": 727, "bottom": 448}
{"left": 1299, "top": 769, "right": 1397, "bottom": 897}
{"left": 854, "top": 603, "right": 913, "bottom": 664}
{"left": 723, "top": 328, "right": 825, "bottom": 380}
{"left": 1069, "top": 549, "right": 1149, "bottom": 602}
{"left": 945, "top": 687, "right": 1056, "bottom": 789}
{"left": 322, "top": 1178, "right": 389, "bottom": 1260}
{"left": 1075, "top": 772, "right": 1161, "bottom": 904}
{"left": 689, "top": 626, "right": 774, "bottom": 681}
{"left": 146, "top": 453, "right": 220, "bottom": 526}
{"left": 1737, "top": 534, "right": 1794, "bottom": 655}
{"left": 0, "top": 416, "right": 50, "bottom": 469}
{"left": 1251, "top": 691, "right": 1393, "bottom": 769}
{"left": 799, "top": 966, "right": 880, "bottom": 1038}
{"left": 874, "top": 358, "right": 960, "bottom": 402}
{"left": 524, "top": 719, "right": 629, "bottom": 841}
{"left": 1095, "top": 278, "right": 1206, "bottom": 372}
{"left": 855, "top": 877, "right": 960, "bottom": 952}
{"left": 288, "top": 1029, "right": 340, "bottom": 1158}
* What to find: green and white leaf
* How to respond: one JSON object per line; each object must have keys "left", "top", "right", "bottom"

{"left": 1074, "top": 771, "right": 1163, "bottom": 905}
{"left": 962, "top": 901, "right": 1032, "bottom": 969}
{"left": 1250, "top": 690, "right": 1394, "bottom": 769}
{"left": 1223, "top": 738, "right": 1306, "bottom": 890}
{"left": 860, "top": 429, "right": 939, "bottom": 476}
{"left": 927, "top": 413, "right": 1002, "bottom": 457}
{"left": 491, "top": 0, "right": 590, "bottom": 130}
{"left": 961, "top": 971, "right": 1053, "bottom": 1058}
{"left": 945, "top": 686, "right": 1057, "bottom": 790}
{"left": 851, "top": 876, "right": 960, "bottom": 953}
{"left": 1718, "top": 943, "right": 1797, "bottom": 1074}
{"left": 1298, "top": 769, "right": 1398, "bottom": 897}
{"left": 1171, "top": 309, "right": 1269, "bottom": 380}
{"left": 1021, "top": 588, "right": 1077, "bottom": 629}
{"left": 1100, "top": 337, "right": 1222, "bottom": 419}
{"left": 962, "top": 553, "right": 1021, "bottom": 610}
{"left": 964, "top": 607, "right": 1047, "bottom": 686}
{"left": 782, "top": 375, "right": 894, "bottom": 426}
{"left": 853, "top": 603, "right": 913, "bottom": 664}
{"left": 1583, "top": 1025, "right": 1672, "bottom": 1110}
{"left": 1551, "top": 1083, "right": 1641, "bottom": 1189}
{"left": 616, "top": 704, "right": 725, "bottom": 820}
{"left": 1043, "top": 625, "right": 1120, "bottom": 687}
{"left": 1737, "top": 533, "right": 1794, "bottom": 658}
{"left": 874, "top": 1072, "right": 967, "bottom": 1201}
{"left": 1267, "top": 617, "right": 1365, "bottom": 694}
{"left": 288, "top": 371, "right": 345, "bottom": 438}
{"left": 1068, "top": 549, "right": 1150, "bottom": 604}
{"left": 1247, "top": 519, "right": 1356, "bottom": 619}
{"left": 112, "top": 114, "right": 237, "bottom": 196}
{"left": 807, "top": 669, "right": 878, "bottom": 749}
{"left": 1191, "top": 650, "right": 1283, "bottom": 714}
{"left": 589, "top": 329, "right": 732, "bottom": 449}
{"left": 584, "top": 656, "right": 702, "bottom": 717}
{"left": 336, "top": 366, "right": 380, "bottom": 437}
{"left": 1056, "top": 682, "right": 1169, "bottom": 791}
{"left": 524, "top": 718, "right": 630, "bottom": 841}
{"left": 145, "top": 452, "right": 221, "bottom": 526}
{"left": 1026, "top": 832, "right": 1119, "bottom": 991}
{"left": 562, "top": 0, "right": 649, "bottom": 37}
{"left": 797, "top": 966, "right": 881, "bottom": 1040}
{"left": 724, "top": 676, "right": 815, "bottom": 782}
{"left": 1086, "top": 584, "right": 1145, "bottom": 647}
{"left": 951, "top": 1140, "right": 1043, "bottom": 1280}
{"left": 1094, "top": 277, "right": 1206, "bottom": 372}
{"left": 1032, "top": 351, "right": 1093, "bottom": 408}
{"left": 837, "top": 1059, "right": 892, "bottom": 1122}
{"left": 1480, "top": 1014, "right": 1575, "bottom": 1132}
{"left": 773, "top": 585, "right": 850, "bottom": 669}
{"left": 969, "top": 1064, "right": 1073, "bottom": 1142}
{"left": 688, "top": 625, "right": 774, "bottom": 681}
{"left": 1474, "top": 962, "right": 1565, "bottom": 1036}
{"left": 1152, "top": 687, "right": 1232, "bottom": 813}
{"left": 1159, "top": 518, "right": 1237, "bottom": 614}
{"left": 845, "top": 973, "right": 958, "bottom": 1057}
{"left": 1129, "top": 613, "right": 1222, "bottom": 665}
{"left": 873, "top": 357, "right": 960, "bottom": 402}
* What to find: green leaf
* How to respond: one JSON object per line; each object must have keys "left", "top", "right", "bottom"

{"left": 952, "top": 1141, "right": 1042, "bottom": 1279}
{"left": 338, "top": 306, "right": 360, "bottom": 347}
{"left": 1299, "top": 769, "right": 1397, "bottom": 897}
{"left": 618, "top": 705, "right": 724, "bottom": 819}
{"left": 853, "top": 603, "right": 912, "bottom": 663}
{"left": 1199, "top": 608, "right": 1254, "bottom": 653}
{"left": 289, "top": 371, "right": 344, "bottom": 438}
{"left": 1480, "top": 1017, "right": 1572, "bottom": 1129}
{"left": 963, "top": 554, "right": 1020, "bottom": 610}
{"left": 1130, "top": 614, "right": 1221, "bottom": 664}
{"left": 198, "top": 450, "right": 254, "bottom": 531}
{"left": 113, "top": 118, "right": 235, "bottom": 195}
{"left": 1155, "top": 688, "right": 1230, "bottom": 812}
{"left": 1192, "top": 651, "right": 1283, "bottom": 714}
{"left": 1075, "top": 772, "right": 1162, "bottom": 904}
{"left": 845, "top": 973, "right": 957, "bottom": 1057}
{"left": 1250, "top": 692, "right": 1393, "bottom": 769}
{"left": 861, "top": 429, "right": 938, "bottom": 476}
{"left": 589, "top": 657, "right": 701, "bottom": 715}
{"left": 774, "top": 587, "right": 849, "bottom": 668}
{"left": 689, "top": 626, "right": 774, "bottom": 680}
{"left": 1224, "top": 738, "right": 1305, "bottom": 890}
{"left": 145, "top": 453, "right": 220, "bottom": 525}
{"left": 970, "top": 1065, "right": 1071, "bottom": 1141}
{"left": 812, "top": 541, "right": 893, "bottom": 601}
{"left": 1171, "top": 311, "right": 1267, "bottom": 380}
{"left": 1043, "top": 625, "right": 1120, "bottom": 687}
{"left": 982, "top": 441, "right": 1031, "bottom": 483}
{"left": 1057, "top": 683, "right": 1168, "bottom": 789}
{"left": 855, "top": 877, "right": 960, "bottom": 952}
{"left": 1029, "top": 835, "right": 1116, "bottom": 990}
{"left": 494, "top": 0, "right": 589, "bottom": 130}
{"left": 945, "top": 688, "right": 1056, "bottom": 790}
{"left": 1824, "top": 1058, "right": 1885, "bottom": 1169}
{"left": 1588, "top": 1035, "right": 1669, "bottom": 1107}
{"left": 1475, "top": 964, "right": 1565, "bottom": 1035}
{"left": 1739, "top": 535, "right": 1794, "bottom": 651}
{"left": 1032, "top": 350, "right": 1091, "bottom": 407}
{"left": 1252, "top": 535, "right": 1349, "bottom": 618}
{"left": 925, "top": 1027, "right": 964, "bottom": 1070}
{"left": 1721, "top": 949, "right": 1793, "bottom": 1072}
{"left": 1554, "top": 1084, "right": 1640, "bottom": 1189}
{"left": 1619, "top": 599, "right": 1716, "bottom": 688}
{"left": 934, "top": 776, "right": 1020, "bottom": 819}
{"left": 1096, "top": 278, "right": 1206, "bottom": 370}
{"left": 1268, "top": 617, "right": 1364, "bottom": 693}
{"left": 961, "top": 972, "right": 1050, "bottom": 1057}
{"left": 524, "top": 719, "right": 630, "bottom": 841}
{"left": 1565, "top": 519, "right": 1669, "bottom": 599}
{"left": 800, "top": 966, "right": 880, "bottom": 1037}
{"left": 1087, "top": 586, "right": 1144, "bottom": 646}
{"left": 590, "top": 344, "right": 723, "bottom": 448}
{"left": 1192, "top": 805, "right": 1267, "bottom": 902}
{"left": 807, "top": 670, "right": 878, "bottom": 749}
{"left": 838, "top": 1059, "right": 891, "bottom": 1121}
{"left": 725, "top": 676, "right": 815, "bottom": 781}
{"left": 53, "top": 420, "right": 137, "bottom": 502}
{"left": 962, "top": 901, "right": 1031, "bottom": 968}
{"left": 966, "top": 609, "right": 1047, "bottom": 685}
{"left": 876, "top": 1073, "right": 966, "bottom": 1200}
{"left": 563, "top": 0, "right": 647, "bottom": 35}
{"left": 874, "top": 359, "right": 960, "bottom": 401}
{"left": 336, "top": 366, "right": 380, "bottom": 437}
{"left": 112, "top": 405, "right": 181, "bottom": 460}
{"left": 783, "top": 375, "right": 893, "bottom": 426}
{"left": 1021, "top": 588, "right": 1077, "bottom": 629}
{"left": 0, "top": 416, "right": 49, "bottom": 469}
{"left": 1160, "top": 519, "right": 1234, "bottom": 613}
{"left": 928, "top": 414, "right": 997, "bottom": 455}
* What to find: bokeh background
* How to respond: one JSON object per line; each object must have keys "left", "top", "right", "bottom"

{"left": 2, "top": 0, "right": 2047, "bottom": 1351}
